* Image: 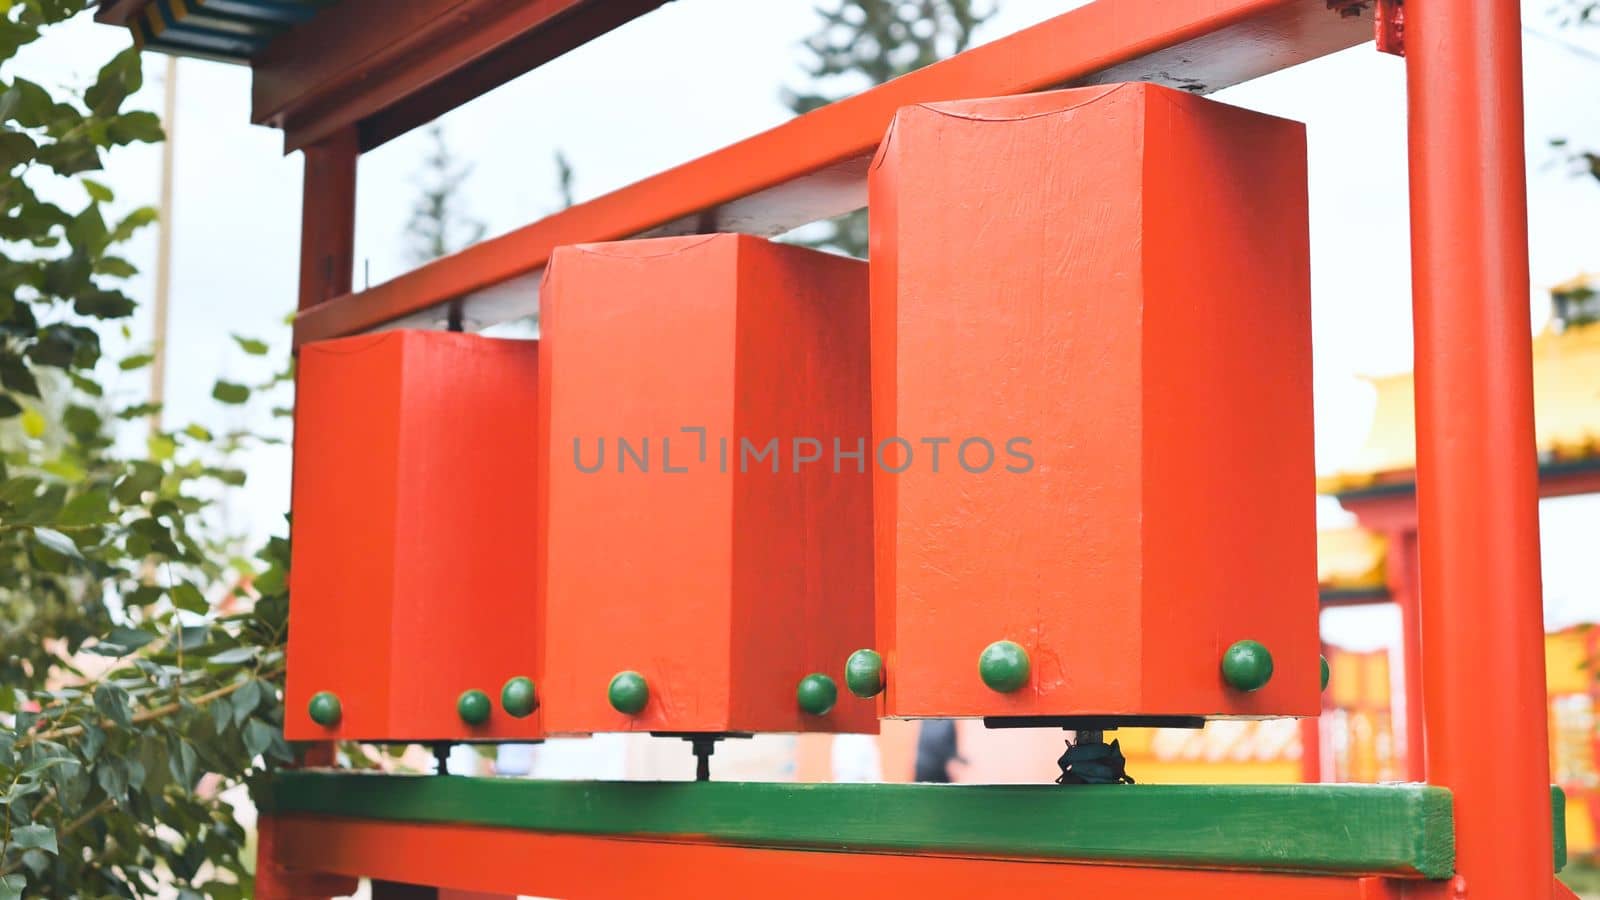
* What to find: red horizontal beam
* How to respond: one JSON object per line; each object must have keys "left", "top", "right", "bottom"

{"left": 253, "top": 0, "right": 667, "bottom": 152}
{"left": 292, "top": 0, "right": 1373, "bottom": 346}
{"left": 269, "top": 815, "right": 1408, "bottom": 899}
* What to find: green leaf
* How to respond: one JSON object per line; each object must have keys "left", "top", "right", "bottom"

{"left": 0, "top": 873, "right": 24, "bottom": 900}
{"left": 212, "top": 381, "right": 250, "bottom": 404}
{"left": 116, "top": 401, "right": 161, "bottom": 420}
{"left": 95, "top": 255, "right": 138, "bottom": 278}
{"left": 62, "top": 404, "right": 102, "bottom": 439}
{"left": 95, "top": 756, "right": 127, "bottom": 800}
{"left": 81, "top": 724, "right": 106, "bottom": 762}
{"left": 231, "top": 335, "right": 270, "bottom": 355}
{"left": 34, "top": 140, "right": 101, "bottom": 176}
{"left": 231, "top": 680, "right": 262, "bottom": 726}
{"left": 93, "top": 683, "right": 133, "bottom": 727}
{"left": 82, "top": 178, "right": 114, "bottom": 203}
{"left": 74, "top": 288, "right": 136, "bottom": 319}
{"left": 0, "top": 129, "right": 36, "bottom": 172}
{"left": 12, "top": 823, "right": 57, "bottom": 855}
{"left": 111, "top": 205, "right": 158, "bottom": 242}
{"left": 66, "top": 370, "right": 103, "bottom": 397}
{"left": 171, "top": 582, "right": 207, "bottom": 614}
{"left": 114, "top": 461, "right": 163, "bottom": 503}
{"left": 119, "top": 351, "right": 154, "bottom": 370}
{"left": 32, "top": 526, "right": 82, "bottom": 559}
{"left": 0, "top": 393, "right": 21, "bottom": 418}
{"left": 167, "top": 735, "right": 199, "bottom": 789}
{"left": 2, "top": 79, "right": 53, "bottom": 127}
{"left": 66, "top": 202, "right": 108, "bottom": 252}
{"left": 99, "top": 626, "right": 158, "bottom": 654}
{"left": 106, "top": 110, "right": 163, "bottom": 145}
{"left": 211, "top": 695, "right": 233, "bottom": 735}
{"left": 243, "top": 719, "right": 276, "bottom": 759}
{"left": 85, "top": 47, "right": 144, "bottom": 115}
{"left": 0, "top": 476, "right": 41, "bottom": 507}
{"left": 208, "top": 647, "right": 256, "bottom": 666}
{"left": 0, "top": 354, "right": 39, "bottom": 397}
{"left": 57, "top": 488, "right": 111, "bottom": 526}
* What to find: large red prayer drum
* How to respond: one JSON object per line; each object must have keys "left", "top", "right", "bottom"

{"left": 867, "top": 83, "right": 1318, "bottom": 722}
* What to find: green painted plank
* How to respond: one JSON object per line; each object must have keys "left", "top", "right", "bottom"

{"left": 1554, "top": 785, "right": 1568, "bottom": 873}
{"left": 265, "top": 773, "right": 1455, "bottom": 879}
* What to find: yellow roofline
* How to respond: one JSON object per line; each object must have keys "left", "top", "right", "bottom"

{"left": 1321, "top": 320, "right": 1600, "bottom": 494}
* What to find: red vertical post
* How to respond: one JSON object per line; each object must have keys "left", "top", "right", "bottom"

{"left": 257, "top": 130, "right": 361, "bottom": 900}
{"left": 1385, "top": 529, "right": 1426, "bottom": 782}
{"left": 1405, "top": 1, "right": 1552, "bottom": 896}
{"left": 297, "top": 127, "right": 357, "bottom": 311}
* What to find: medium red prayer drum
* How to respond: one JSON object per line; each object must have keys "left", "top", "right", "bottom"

{"left": 539, "top": 233, "right": 876, "bottom": 736}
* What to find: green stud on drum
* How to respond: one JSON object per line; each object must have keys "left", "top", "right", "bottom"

{"left": 796, "top": 673, "right": 838, "bottom": 716}
{"left": 608, "top": 671, "right": 649, "bottom": 715}
{"left": 1221, "top": 639, "right": 1274, "bottom": 692}
{"left": 307, "top": 691, "right": 341, "bottom": 727}
{"left": 978, "top": 640, "right": 1030, "bottom": 693}
{"left": 1320, "top": 655, "right": 1331, "bottom": 692}
{"left": 457, "top": 689, "right": 491, "bottom": 725}
{"left": 845, "top": 649, "right": 885, "bottom": 698}
{"left": 501, "top": 676, "right": 538, "bottom": 718}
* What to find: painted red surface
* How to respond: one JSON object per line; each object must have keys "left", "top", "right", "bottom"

{"left": 1405, "top": 0, "right": 1554, "bottom": 894}
{"left": 538, "top": 234, "right": 875, "bottom": 735}
{"left": 286, "top": 330, "right": 543, "bottom": 741}
{"left": 869, "top": 83, "right": 1317, "bottom": 720}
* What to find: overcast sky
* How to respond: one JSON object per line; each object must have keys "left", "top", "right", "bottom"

{"left": 12, "top": 1, "right": 1600, "bottom": 651}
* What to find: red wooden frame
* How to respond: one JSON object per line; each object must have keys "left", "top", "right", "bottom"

{"left": 273, "top": 0, "right": 1555, "bottom": 895}
{"left": 289, "top": 0, "right": 1374, "bottom": 347}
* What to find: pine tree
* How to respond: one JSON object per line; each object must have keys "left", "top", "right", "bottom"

{"left": 785, "top": 0, "right": 995, "bottom": 256}
{"left": 405, "top": 123, "right": 488, "bottom": 265}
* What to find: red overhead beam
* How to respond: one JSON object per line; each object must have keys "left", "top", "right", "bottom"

{"left": 93, "top": 0, "right": 150, "bottom": 26}
{"left": 292, "top": 0, "right": 1373, "bottom": 346}
{"left": 253, "top": 0, "right": 669, "bottom": 152}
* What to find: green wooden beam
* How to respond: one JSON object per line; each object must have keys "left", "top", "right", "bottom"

{"left": 265, "top": 773, "right": 1456, "bottom": 879}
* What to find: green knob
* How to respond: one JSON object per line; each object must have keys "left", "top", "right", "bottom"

{"left": 608, "top": 671, "right": 649, "bottom": 715}
{"left": 501, "top": 676, "right": 538, "bottom": 718}
{"left": 978, "top": 640, "right": 1030, "bottom": 693}
{"left": 1222, "top": 640, "right": 1274, "bottom": 692}
{"left": 1319, "top": 655, "right": 1330, "bottom": 692}
{"left": 457, "top": 689, "right": 491, "bottom": 725}
{"left": 308, "top": 691, "right": 341, "bottom": 727}
{"left": 797, "top": 673, "right": 838, "bottom": 716}
{"left": 845, "top": 649, "right": 885, "bottom": 698}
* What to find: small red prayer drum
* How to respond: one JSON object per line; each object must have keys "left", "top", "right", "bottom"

{"left": 866, "top": 83, "right": 1318, "bottom": 722}
{"left": 286, "top": 330, "right": 543, "bottom": 742}
{"left": 538, "top": 233, "right": 876, "bottom": 736}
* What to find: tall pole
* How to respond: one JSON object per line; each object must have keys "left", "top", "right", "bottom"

{"left": 1405, "top": 1, "right": 1552, "bottom": 896}
{"left": 149, "top": 55, "right": 178, "bottom": 433}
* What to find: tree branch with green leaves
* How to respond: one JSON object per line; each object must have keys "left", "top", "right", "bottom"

{"left": 2, "top": 3, "right": 300, "bottom": 897}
